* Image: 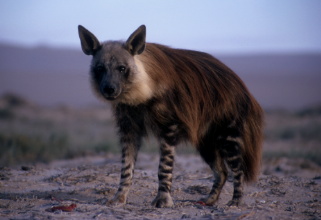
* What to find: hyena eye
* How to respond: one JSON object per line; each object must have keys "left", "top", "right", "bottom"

{"left": 94, "top": 65, "right": 105, "bottom": 74}
{"left": 118, "top": 65, "right": 126, "bottom": 73}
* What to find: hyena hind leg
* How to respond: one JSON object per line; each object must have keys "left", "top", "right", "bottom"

{"left": 198, "top": 144, "right": 228, "bottom": 206}
{"left": 221, "top": 137, "right": 245, "bottom": 206}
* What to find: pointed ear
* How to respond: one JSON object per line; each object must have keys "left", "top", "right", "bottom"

{"left": 78, "top": 25, "right": 101, "bottom": 55}
{"left": 125, "top": 25, "right": 146, "bottom": 55}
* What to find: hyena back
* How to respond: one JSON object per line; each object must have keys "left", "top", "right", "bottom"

{"left": 78, "top": 24, "right": 264, "bottom": 207}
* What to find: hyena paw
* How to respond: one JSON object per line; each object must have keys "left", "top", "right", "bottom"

{"left": 151, "top": 192, "right": 174, "bottom": 208}
{"left": 199, "top": 195, "right": 219, "bottom": 206}
{"left": 226, "top": 199, "right": 240, "bottom": 207}
{"left": 107, "top": 193, "right": 127, "bottom": 207}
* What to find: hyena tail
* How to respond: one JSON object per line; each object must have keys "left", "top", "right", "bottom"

{"left": 242, "top": 100, "right": 264, "bottom": 183}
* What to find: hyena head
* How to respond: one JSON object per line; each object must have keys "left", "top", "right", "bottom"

{"left": 78, "top": 25, "right": 153, "bottom": 105}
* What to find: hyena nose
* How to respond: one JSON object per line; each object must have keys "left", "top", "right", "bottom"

{"left": 101, "top": 84, "right": 117, "bottom": 98}
{"left": 104, "top": 86, "right": 115, "bottom": 95}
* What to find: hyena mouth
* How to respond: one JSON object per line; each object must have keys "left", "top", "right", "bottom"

{"left": 101, "top": 93, "right": 121, "bottom": 101}
{"left": 103, "top": 95, "right": 117, "bottom": 101}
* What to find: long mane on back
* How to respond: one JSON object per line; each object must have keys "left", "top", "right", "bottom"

{"left": 136, "top": 43, "right": 263, "bottom": 181}
{"left": 137, "top": 43, "right": 251, "bottom": 142}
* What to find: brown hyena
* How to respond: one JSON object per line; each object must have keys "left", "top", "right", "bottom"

{"left": 78, "top": 24, "right": 263, "bottom": 208}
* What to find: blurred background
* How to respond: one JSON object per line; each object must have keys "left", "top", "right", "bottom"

{"left": 0, "top": 0, "right": 321, "bottom": 166}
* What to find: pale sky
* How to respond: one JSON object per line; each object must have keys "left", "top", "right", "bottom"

{"left": 0, "top": 0, "right": 321, "bottom": 53}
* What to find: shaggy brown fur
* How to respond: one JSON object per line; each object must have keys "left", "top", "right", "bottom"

{"left": 78, "top": 24, "right": 263, "bottom": 208}
{"left": 139, "top": 43, "right": 263, "bottom": 181}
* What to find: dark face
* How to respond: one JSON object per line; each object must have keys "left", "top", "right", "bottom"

{"left": 90, "top": 42, "right": 135, "bottom": 101}
{"left": 78, "top": 24, "right": 149, "bottom": 104}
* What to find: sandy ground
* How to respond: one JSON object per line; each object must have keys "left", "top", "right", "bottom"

{"left": 1, "top": 153, "right": 320, "bottom": 220}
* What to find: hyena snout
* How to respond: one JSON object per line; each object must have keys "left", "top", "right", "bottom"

{"left": 100, "top": 83, "right": 121, "bottom": 100}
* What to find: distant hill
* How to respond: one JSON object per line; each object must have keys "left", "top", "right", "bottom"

{"left": 0, "top": 44, "right": 90, "bottom": 75}
{"left": 1, "top": 44, "right": 321, "bottom": 76}
{"left": 0, "top": 43, "right": 321, "bottom": 109}
{"left": 218, "top": 53, "right": 321, "bottom": 76}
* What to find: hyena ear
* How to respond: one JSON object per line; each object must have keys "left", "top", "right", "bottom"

{"left": 78, "top": 25, "right": 101, "bottom": 55}
{"left": 125, "top": 25, "right": 146, "bottom": 55}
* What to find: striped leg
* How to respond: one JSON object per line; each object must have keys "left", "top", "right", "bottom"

{"left": 222, "top": 138, "right": 244, "bottom": 206}
{"left": 109, "top": 135, "right": 140, "bottom": 206}
{"left": 151, "top": 141, "right": 175, "bottom": 208}
{"left": 199, "top": 147, "right": 228, "bottom": 205}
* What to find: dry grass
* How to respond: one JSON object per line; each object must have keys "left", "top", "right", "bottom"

{"left": 1, "top": 94, "right": 321, "bottom": 166}
{"left": 263, "top": 105, "right": 321, "bottom": 165}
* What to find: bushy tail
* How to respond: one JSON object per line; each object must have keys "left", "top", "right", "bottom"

{"left": 242, "top": 99, "right": 264, "bottom": 182}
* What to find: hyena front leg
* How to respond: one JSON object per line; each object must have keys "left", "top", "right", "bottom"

{"left": 151, "top": 141, "right": 175, "bottom": 208}
{"left": 109, "top": 135, "right": 141, "bottom": 206}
